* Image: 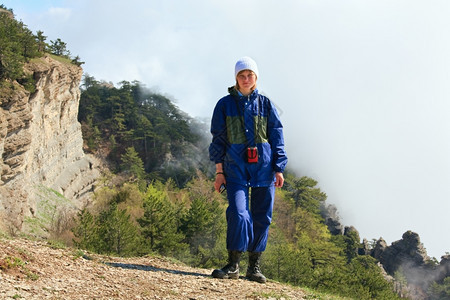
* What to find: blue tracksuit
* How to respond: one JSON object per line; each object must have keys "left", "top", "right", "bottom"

{"left": 209, "top": 87, "right": 288, "bottom": 252}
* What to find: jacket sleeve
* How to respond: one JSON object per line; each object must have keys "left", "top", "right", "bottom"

{"left": 267, "top": 101, "right": 288, "bottom": 173}
{"left": 209, "top": 100, "right": 228, "bottom": 164}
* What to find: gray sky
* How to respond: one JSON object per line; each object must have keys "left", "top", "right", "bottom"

{"left": 5, "top": 0, "right": 450, "bottom": 259}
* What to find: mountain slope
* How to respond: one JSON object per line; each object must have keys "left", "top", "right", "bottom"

{"left": 0, "top": 238, "right": 316, "bottom": 300}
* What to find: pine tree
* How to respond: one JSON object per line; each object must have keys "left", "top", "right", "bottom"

{"left": 72, "top": 209, "right": 97, "bottom": 251}
{"left": 121, "top": 147, "right": 145, "bottom": 179}
{"left": 429, "top": 277, "right": 450, "bottom": 300}
{"left": 96, "top": 202, "right": 140, "bottom": 256}
{"left": 49, "top": 38, "right": 70, "bottom": 57}
{"left": 180, "top": 173, "right": 226, "bottom": 266}
{"left": 137, "top": 183, "right": 187, "bottom": 256}
{"left": 35, "top": 30, "right": 47, "bottom": 52}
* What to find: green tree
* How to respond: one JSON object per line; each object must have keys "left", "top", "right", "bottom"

{"left": 429, "top": 277, "right": 450, "bottom": 300}
{"left": 71, "top": 209, "right": 97, "bottom": 251}
{"left": 82, "top": 115, "right": 101, "bottom": 151}
{"left": 344, "top": 256, "right": 400, "bottom": 299}
{"left": 180, "top": 173, "right": 226, "bottom": 267}
{"left": 285, "top": 175, "right": 327, "bottom": 215}
{"left": 0, "top": 13, "right": 26, "bottom": 80}
{"left": 134, "top": 114, "right": 154, "bottom": 159}
{"left": 19, "top": 23, "right": 39, "bottom": 58}
{"left": 343, "top": 227, "right": 361, "bottom": 262}
{"left": 96, "top": 202, "right": 140, "bottom": 256}
{"left": 35, "top": 30, "right": 47, "bottom": 52}
{"left": 80, "top": 73, "right": 99, "bottom": 90}
{"left": 49, "top": 38, "right": 70, "bottom": 57}
{"left": 71, "top": 55, "right": 84, "bottom": 66}
{"left": 121, "top": 146, "right": 145, "bottom": 179}
{"left": 137, "top": 183, "right": 187, "bottom": 256}
{"left": 0, "top": 8, "right": 40, "bottom": 90}
{"left": 264, "top": 228, "right": 308, "bottom": 284}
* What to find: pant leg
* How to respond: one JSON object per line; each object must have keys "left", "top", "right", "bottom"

{"left": 248, "top": 184, "right": 275, "bottom": 252}
{"left": 225, "top": 182, "right": 252, "bottom": 252}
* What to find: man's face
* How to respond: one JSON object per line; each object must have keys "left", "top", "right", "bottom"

{"left": 236, "top": 70, "right": 256, "bottom": 94}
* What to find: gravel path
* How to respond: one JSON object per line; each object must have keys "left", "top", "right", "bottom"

{"left": 0, "top": 238, "right": 307, "bottom": 299}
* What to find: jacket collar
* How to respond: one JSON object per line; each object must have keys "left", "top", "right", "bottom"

{"left": 228, "top": 86, "right": 258, "bottom": 101}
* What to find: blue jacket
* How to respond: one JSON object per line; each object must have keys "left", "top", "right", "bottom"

{"left": 209, "top": 87, "right": 288, "bottom": 187}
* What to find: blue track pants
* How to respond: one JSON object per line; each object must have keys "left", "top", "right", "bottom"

{"left": 225, "top": 182, "right": 275, "bottom": 252}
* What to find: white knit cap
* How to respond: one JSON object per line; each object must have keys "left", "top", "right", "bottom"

{"left": 235, "top": 56, "right": 259, "bottom": 78}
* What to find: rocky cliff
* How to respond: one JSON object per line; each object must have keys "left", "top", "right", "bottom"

{"left": 0, "top": 55, "right": 99, "bottom": 233}
{"left": 322, "top": 205, "right": 450, "bottom": 299}
{"left": 371, "top": 231, "right": 450, "bottom": 299}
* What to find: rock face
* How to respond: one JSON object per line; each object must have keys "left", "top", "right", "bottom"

{"left": 322, "top": 207, "right": 449, "bottom": 300}
{"left": 0, "top": 55, "right": 99, "bottom": 232}
{"left": 321, "top": 203, "right": 343, "bottom": 235}
{"left": 371, "top": 231, "right": 450, "bottom": 299}
{"left": 373, "top": 231, "right": 429, "bottom": 275}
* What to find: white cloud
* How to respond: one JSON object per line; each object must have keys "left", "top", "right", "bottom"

{"left": 46, "top": 7, "right": 71, "bottom": 21}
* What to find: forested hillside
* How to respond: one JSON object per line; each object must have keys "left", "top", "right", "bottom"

{"left": 0, "top": 5, "right": 83, "bottom": 93}
{"left": 78, "top": 76, "right": 210, "bottom": 187}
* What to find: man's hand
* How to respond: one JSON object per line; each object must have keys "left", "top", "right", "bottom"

{"left": 214, "top": 163, "right": 226, "bottom": 193}
{"left": 275, "top": 172, "right": 284, "bottom": 188}
{"left": 215, "top": 174, "right": 226, "bottom": 193}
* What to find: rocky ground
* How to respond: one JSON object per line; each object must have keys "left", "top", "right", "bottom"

{"left": 0, "top": 238, "right": 310, "bottom": 299}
